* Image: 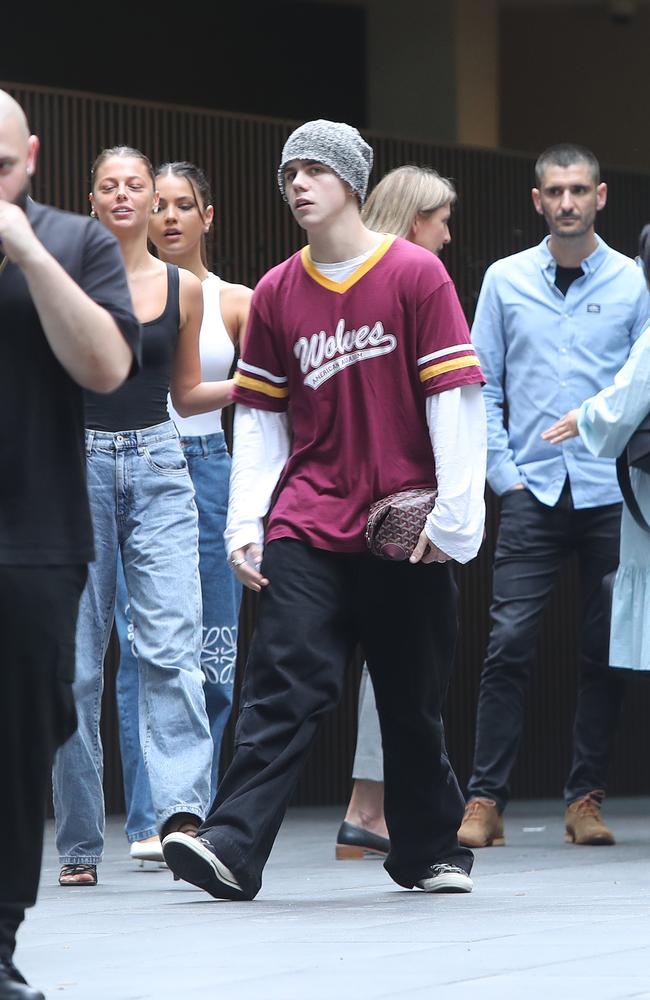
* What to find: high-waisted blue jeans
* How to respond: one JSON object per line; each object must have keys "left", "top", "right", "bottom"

{"left": 115, "top": 430, "right": 241, "bottom": 842}
{"left": 52, "top": 421, "right": 213, "bottom": 864}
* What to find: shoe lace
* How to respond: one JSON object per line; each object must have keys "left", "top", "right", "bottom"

{"left": 429, "top": 864, "right": 468, "bottom": 877}
{"left": 573, "top": 790, "right": 605, "bottom": 817}
{"left": 464, "top": 798, "right": 497, "bottom": 818}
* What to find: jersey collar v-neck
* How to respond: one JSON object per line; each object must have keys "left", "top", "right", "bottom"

{"left": 300, "top": 235, "right": 397, "bottom": 294}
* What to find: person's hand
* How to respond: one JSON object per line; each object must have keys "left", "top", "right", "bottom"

{"left": 0, "top": 199, "right": 41, "bottom": 268}
{"left": 508, "top": 483, "right": 526, "bottom": 491}
{"left": 409, "top": 529, "right": 452, "bottom": 565}
{"left": 541, "top": 409, "right": 579, "bottom": 445}
{"left": 229, "top": 543, "right": 269, "bottom": 592}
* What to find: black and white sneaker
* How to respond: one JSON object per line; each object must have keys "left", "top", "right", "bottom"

{"left": 415, "top": 864, "right": 473, "bottom": 893}
{"left": 162, "top": 833, "right": 245, "bottom": 900}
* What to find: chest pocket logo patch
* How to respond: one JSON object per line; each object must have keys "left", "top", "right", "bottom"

{"left": 587, "top": 304, "right": 601, "bottom": 313}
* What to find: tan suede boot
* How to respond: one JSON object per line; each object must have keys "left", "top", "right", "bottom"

{"left": 458, "top": 797, "right": 505, "bottom": 848}
{"left": 564, "top": 790, "right": 615, "bottom": 845}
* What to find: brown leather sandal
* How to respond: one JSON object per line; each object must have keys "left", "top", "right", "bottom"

{"left": 59, "top": 863, "right": 98, "bottom": 886}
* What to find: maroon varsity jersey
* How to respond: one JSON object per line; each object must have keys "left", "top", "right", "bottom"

{"left": 233, "top": 235, "right": 484, "bottom": 552}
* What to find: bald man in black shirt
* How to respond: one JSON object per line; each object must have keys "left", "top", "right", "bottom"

{"left": 0, "top": 89, "right": 140, "bottom": 1000}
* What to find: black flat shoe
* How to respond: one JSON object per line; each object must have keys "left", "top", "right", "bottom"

{"left": 335, "top": 821, "right": 390, "bottom": 859}
{"left": 0, "top": 957, "right": 45, "bottom": 999}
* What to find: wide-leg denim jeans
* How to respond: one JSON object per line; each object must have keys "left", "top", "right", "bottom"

{"left": 115, "top": 431, "right": 241, "bottom": 842}
{"left": 52, "top": 421, "right": 213, "bottom": 864}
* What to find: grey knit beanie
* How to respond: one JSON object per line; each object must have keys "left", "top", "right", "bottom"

{"left": 277, "top": 119, "right": 374, "bottom": 205}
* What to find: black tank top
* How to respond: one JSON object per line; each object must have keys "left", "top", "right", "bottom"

{"left": 85, "top": 264, "right": 180, "bottom": 431}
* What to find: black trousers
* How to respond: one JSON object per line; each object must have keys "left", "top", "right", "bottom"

{"left": 200, "top": 539, "right": 473, "bottom": 898}
{"left": 0, "top": 564, "right": 86, "bottom": 956}
{"left": 467, "top": 483, "right": 625, "bottom": 812}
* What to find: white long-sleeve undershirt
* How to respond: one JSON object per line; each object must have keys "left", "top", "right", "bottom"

{"left": 424, "top": 383, "right": 487, "bottom": 563}
{"left": 224, "top": 383, "right": 487, "bottom": 564}
{"left": 224, "top": 404, "right": 290, "bottom": 555}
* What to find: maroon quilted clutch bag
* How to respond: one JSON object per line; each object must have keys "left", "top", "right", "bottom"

{"left": 365, "top": 487, "right": 438, "bottom": 561}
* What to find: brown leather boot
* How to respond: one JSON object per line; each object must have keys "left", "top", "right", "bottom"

{"left": 458, "top": 797, "right": 505, "bottom": 848}
{"left": 564, "top": 790, "right": 615, "bottom": 845}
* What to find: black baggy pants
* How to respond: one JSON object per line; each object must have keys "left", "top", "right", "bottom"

{"left": 199, "top": 539, "right": 473, "bottom": 898}
{"left": 467, "top": 483, "right": 625, "bottom": 812}
{"left": 0, "top": 564, "right": 86, "bottom": 956}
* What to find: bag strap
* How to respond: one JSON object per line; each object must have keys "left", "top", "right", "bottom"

{"left": 616, "top": 452, "right": 650, "bottom": 533}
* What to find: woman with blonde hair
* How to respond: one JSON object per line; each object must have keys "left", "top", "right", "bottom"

{"left": 335, "top": 163, "right": 459, "bottom": 861}
{"left": 363, "top": 164, "right": 456, "bottom": 252}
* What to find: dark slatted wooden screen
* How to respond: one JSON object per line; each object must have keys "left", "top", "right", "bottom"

{"left": 7, "top": 80, "right": 650, "bottom": 810}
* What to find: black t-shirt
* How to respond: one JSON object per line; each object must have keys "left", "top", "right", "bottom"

{"left": 85, "top": 264, "right": 180, "bottom": 431}
{"left": 554, "top": 264, "right": 584, "bottom": 297}
{"left": 0, "top": 200, "right": 140, "bottom": 565}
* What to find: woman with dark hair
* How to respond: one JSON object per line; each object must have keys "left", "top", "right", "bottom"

{"left": 52, "top": 147, "right": 226, "bottom": 886}
{"left": 114, "top": 161, "right": 252, "bottom": 865}
{"left": 543, "top": 225, "right": 650, "bottom": 671}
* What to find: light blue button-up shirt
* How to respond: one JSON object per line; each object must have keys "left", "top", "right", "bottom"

{"left": 472, "top": 235, "right": 650, "bottom": 507}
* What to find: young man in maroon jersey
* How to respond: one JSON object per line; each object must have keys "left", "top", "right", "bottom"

{"left": 163, "top": 119, "right": 487, "bottom": 900}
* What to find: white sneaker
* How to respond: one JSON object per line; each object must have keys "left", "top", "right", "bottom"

{"left": 416, "top": 864, "right": 473, "bottom": 893}
{"left": 162, "top": 834, "right": 245, "bottom": 899}
{"left": 130, "top": 836, "right": 166, "bottom": 866}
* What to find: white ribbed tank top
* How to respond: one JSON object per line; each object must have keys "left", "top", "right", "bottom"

{"left": 167, "top": 273, "right": 236, "bottom": 436}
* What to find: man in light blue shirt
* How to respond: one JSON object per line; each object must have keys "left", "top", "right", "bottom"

{"left": 458, "top": 143, "right": 649, "bottom": 851}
